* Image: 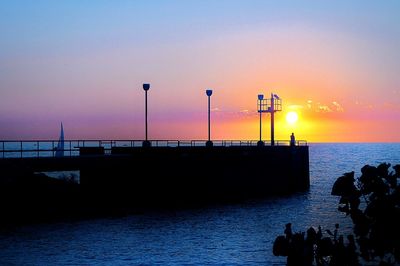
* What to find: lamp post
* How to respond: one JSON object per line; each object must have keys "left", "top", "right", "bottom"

{"left": 270, "top": 93, "right": 281, "bottom": 146}
{"left": 270, "top": 93, "right": 275, "bottom": 146}
{"left": 257, "top": 94, "right": 264, "bottom": 147}
{"left": 142, "top": 83, "right": 151, "bottom": 147}
{"left": 206, "top": 89, "right": 213, "bottom": 147}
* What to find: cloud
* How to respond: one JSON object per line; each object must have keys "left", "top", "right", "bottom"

{"left": 288, "top": 104, "right": 304, "bottom": 110}
{"left": 306, "top": 99, "right": 344, "bottom": 113}
{"left": 332, "top": 101, "right": 344, "bottom": 112}
{"left": 317, "top": 104, "right": 332, "bottom": 112}
{"left": 237, "top": 109, "right": 257, "bottom": 117}
{"left": 307, "top": 100, "right": 313, "bottom": 109}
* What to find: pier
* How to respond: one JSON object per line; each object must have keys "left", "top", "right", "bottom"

{"left": 0, "top": 139, "right": 309, "bottom": 208}
{"left": 0, "top": 87, "right": 311, "bottom": 207}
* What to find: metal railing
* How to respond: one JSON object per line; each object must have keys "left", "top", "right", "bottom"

{"left": 0, "top": 139, "right": 307, "bottom": 158}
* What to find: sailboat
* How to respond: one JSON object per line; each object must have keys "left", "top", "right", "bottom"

{"left": 55, "top": 122, "right": 64, "bottom": 157}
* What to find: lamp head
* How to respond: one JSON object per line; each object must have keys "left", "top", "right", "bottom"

{"left": 143, "top": 83, "right": 150, "bottom": 91}
{"left": 206, "top": 89, "right": 213, "bottom": 96}
{"left": 258, "top": 94, "right": 264, "bottom": 100}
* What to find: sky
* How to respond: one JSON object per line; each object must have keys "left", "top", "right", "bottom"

{"left": 0, "top": 0, "right": 399, "bottom": 142}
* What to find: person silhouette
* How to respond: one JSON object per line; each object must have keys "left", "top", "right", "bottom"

{"left": 284, "top": 223, "right": 293, "bottom": 239}
{"left": 290, "top": 133, "right": 296, "bottom": 146}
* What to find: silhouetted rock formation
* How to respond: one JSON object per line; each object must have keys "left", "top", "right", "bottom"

{"left": 274, "top": 162, "right": 400, "bottom": 265}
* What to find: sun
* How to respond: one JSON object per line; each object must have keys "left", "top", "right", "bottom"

{"left": 286, "top": 111, "right": 298, "bottom": 124}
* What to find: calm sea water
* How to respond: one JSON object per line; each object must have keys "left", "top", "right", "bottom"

{"left": 0, "top": 143, "right": 399, "bottom": 265}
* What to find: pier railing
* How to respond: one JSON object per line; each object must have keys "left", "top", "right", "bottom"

{"left": 0, "top": 139, "right": 307, "bottom": 158}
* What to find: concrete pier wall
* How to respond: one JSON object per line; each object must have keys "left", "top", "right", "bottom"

{"left": 0, "top": 146, "right": 309, "bottom": 207}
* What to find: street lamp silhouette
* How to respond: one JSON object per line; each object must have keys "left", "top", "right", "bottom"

{"left": 142, "top": 83, "right": 151, "bottom": 147}
{"left": 269, "top": 93, "right": 282, "bottom": 146}
{"left": 206, "top": 89, "right": 213, "bottom": 147}
{"left": 257, "top": 94, "right": 264, "bottom": 147}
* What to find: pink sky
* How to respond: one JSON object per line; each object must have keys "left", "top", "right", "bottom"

{"left": 0, "top": 1, "right": 399, "bottom": 142}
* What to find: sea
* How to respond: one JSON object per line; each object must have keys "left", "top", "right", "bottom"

{"left": 0, "top": 143, "right": 399, "bottom": 265}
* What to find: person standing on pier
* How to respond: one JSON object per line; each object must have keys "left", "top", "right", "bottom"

{"left": 290, "top": 133, "right": 296, "bottom": 146}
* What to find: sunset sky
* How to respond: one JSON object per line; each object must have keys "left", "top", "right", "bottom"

{"left": 1, "top": 1, "right": 399, "bottom": 142}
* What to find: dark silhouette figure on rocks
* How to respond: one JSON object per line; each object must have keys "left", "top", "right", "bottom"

{"left": 274, "top": 162, "right": 400, "bottom": 265}
{"left": 285, "top": 223, "right": 293, "bottom": 239}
